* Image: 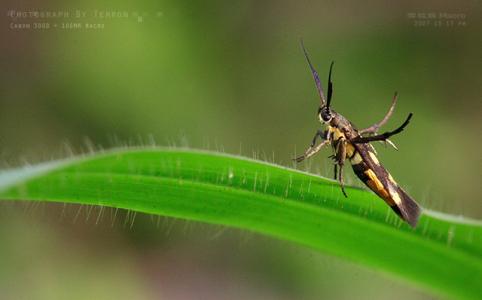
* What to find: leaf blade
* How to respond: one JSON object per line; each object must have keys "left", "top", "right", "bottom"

{"left": 0, "top": 148, "right": 480, "bottom": 299}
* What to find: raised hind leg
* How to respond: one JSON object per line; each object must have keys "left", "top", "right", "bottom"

{"left": 351, "top": 113, "right": 412, "bottom": 144}
{"left": 359, "top": 92, "right": 398, "bottom": 134}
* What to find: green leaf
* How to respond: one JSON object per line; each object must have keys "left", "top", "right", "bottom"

{"left": 0, "top": 148, "right": 480, "bottom": 299}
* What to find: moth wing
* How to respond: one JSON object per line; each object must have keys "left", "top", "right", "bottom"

{"left": 352, "top": 143, "right": 422, "bottom": 227}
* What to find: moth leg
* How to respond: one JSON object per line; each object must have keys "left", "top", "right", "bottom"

{"left": 351, "top": 113, "right": 412, "bottom": 144}
{"left": 335, "top": 138, "right": 348, "bottom": 197}
{"left": 294, "top": 139, "right": 329, "bottom": 163}
{"left": 338, "top": 164, "right": 347, "bottom": 198}
{"left": 328, "top": 151, "right": 338, "bottom": 179}
{"left": 310, "top": 129, "right": 325, "bottom": 147}
{"left": 332, "top": 138, "right": 340, "bottom": 180}
{"left": 294, "top": 130, "right": 327, "bottom": 162}
{"left": 359, "top": 92, "right": 398, "bottom": 135}
{"left": 384, "top": 139, "right": 398, "bottom": 150}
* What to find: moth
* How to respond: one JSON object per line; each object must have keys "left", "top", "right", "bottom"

{"left": 294, "top": 42, "right": 421, "bottom": 227}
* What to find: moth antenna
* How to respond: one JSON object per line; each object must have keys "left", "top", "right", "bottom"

{"left": 326, "top": 61, "right": 334, "bottom": 108}
{"left": 300, "top": 39, "right": 326, "bottom": 106}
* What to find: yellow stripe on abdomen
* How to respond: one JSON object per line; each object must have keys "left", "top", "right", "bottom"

{"left": 364, "top": 169, "right": 393, "bottom": 204}
{"left": 350, "top": 151, "right": 362, "bottom": 164}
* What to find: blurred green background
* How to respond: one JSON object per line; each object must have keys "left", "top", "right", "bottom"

{"left": 1, "top": 0, "right": 480, "bottom": 299}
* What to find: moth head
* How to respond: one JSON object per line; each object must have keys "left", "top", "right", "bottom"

{"left": 318, "top": 106, "right": 332, "bottom": 123}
